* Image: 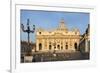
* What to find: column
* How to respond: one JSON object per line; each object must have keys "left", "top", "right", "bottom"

{"left": 59, "top": 39, "right": 62, "bottom": 50}
{"left": 85, "top": 39, "right": 89, "bottom": 52}
{"left": 36, "top": 39, "right": 39, "bottom": 51}
{"left": 68, "top": 39, "right": 70, "bottom": 50}
{"left": 42, "top": 39, "right": 45, "bottom": 51}
{"left": 63, "top": 39, "right": 65, "bottom": 50}
{"left": 55, "top": 39, "right": 57, "bottom": 50}
{"left": 52, "top": 39, "right": 54, "bottom": 51}
{"left": 47, "top": 39, "right": 49, "bottom": 51}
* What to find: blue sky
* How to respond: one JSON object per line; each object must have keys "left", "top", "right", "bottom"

{"left": 20, "top": 10, "right": 89, "bottom": 43}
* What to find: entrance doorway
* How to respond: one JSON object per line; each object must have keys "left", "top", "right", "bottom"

{"left": 74, "top": 43, "right": 77, "bottom": 51}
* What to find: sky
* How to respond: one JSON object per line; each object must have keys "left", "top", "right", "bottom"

{"left": 20, "top": 10, "right": 90, "bottom": 43}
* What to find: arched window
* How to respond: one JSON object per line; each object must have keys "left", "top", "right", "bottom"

{"left": 74, "top": 43, "right": 77, "bottom": 51}
{"left": 39, "top": 43, "right": 42, "bottom": 50}
{"left": 65, "top": 42, "right": 68, "bottom": 50}
{"left": 65, "top": 45, "right": 68, "bottom": 50}
{"left": 53, "top": 42, "right": 56, "bottom": 49}
{"left": 57, "top": 45, "right": 60, "bottom": 49}
{"left": 61, "top": 46, "right": 63, "bottom": 50}
{"left": 49, "top": 45, "right": 52, "bottom": 50}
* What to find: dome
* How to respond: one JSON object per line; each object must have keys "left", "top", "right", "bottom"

{"left": 57, "top": 19, "right": 68, "bottom": 31}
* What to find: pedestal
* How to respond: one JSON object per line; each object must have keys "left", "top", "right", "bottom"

{"left": 24, "top": 56, "right": 33, "bottom": 63}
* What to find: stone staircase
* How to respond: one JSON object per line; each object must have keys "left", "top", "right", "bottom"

{"left": 32, "top": 51, "right": 89, "bottom": 62}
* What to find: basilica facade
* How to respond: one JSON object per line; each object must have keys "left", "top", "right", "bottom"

{"left": 36, "top": 19, "right": 80, "bottom": 52}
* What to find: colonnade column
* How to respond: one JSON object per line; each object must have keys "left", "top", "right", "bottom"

{"left": 85, "top": 39, "right": 89, "bottom": 52}
{"left": 36, "top": 39, "right": 39, "bottom": 51}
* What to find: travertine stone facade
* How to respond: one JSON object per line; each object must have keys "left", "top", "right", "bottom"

{"left": 36, "top": 19, "right": 80, "bottom": 52}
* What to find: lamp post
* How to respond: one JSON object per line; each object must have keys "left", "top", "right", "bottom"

{"left": 21, "top": 19, "right": 35, "bottom": 56}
